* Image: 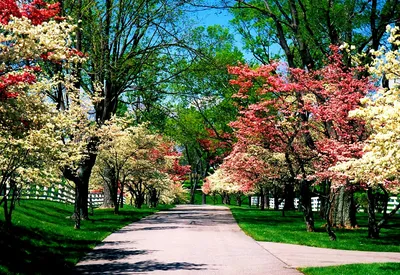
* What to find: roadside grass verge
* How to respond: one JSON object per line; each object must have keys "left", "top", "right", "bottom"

{"left": 230, "top": 206, "right": 400, "bottom": 252}
{"left": 0, "top": 200, "right": 172, "bottom": 274}
{"left": 299, "top": 262, "right": 400, "bottom": 275}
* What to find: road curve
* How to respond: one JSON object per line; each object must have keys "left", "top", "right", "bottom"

{"left": 75, "top": 205, "right": 300, "bottom": 275}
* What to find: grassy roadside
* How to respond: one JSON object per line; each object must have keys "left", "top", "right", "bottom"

{"left": 299, "top": 262, "right": 400, "bottom": 275}
{"left": 230, "top": 206, "right": 400, "bottom": 252}
{"left": 0, "top": 200, "right": 172, "bottom": 274}
{"left": 230, "top": 206, "right": 400, "bottom": 274}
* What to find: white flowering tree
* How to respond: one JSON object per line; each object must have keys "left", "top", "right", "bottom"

{"left": 0, "top": 0, "right": 87, "bottom": 227}
{"left": 91, "top": 117, "right": 189, "bottom": 212}
{"left": 334, "top": 25, "right": 400, "bottom": 238}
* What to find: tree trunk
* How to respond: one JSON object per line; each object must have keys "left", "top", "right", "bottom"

{"left": 274, "top": 195, "right": 279, "bottom": 211}
{"left": 300, "top": 180, "right": 315, "bottom": 232}
{"left": 73, "top": 184, "right": 81, "bottom": 229}
{"left": 222, "top": 192, "right": 231, "bottom": 205}
{"left": 3, "top": 195, "right": 11, "bottom": 229}
{"left": 189, "top": 177, "right": 198, "bottom": 204}
{"left": 1, "top": 181, "right": 17, "bottom": 229}
{"left": 114, "top": 197, "right": 120, "bottom": 214}
{"left": 135, "top": 192, "right": 145, "bottom": 209}
{"left": 236, "top": 193, "right": 242, "bottom": 206}
{"left": 149, "top": 187, "right": 158, "bottom": 208}
{"left": 202, "top": 193, "right": 207, "bottom": 204}
{"left": 284, "top": 183, "right": 295, "bottom": 210}
{"left": 367, "top": 187, "right": 380, "bottom": 238}
{"left": 102, "top": 181, "right": 115, "bottom": 208}
{"left": 329, "top": 185, "right": 357, "bottom": 228}
{"left": 319, "top": 179, "right": 330, "bottom": 218}
{"left": 64, "top": 140, "right": 97, "bottom": 222}
{"left": 260, "top": 188, "right": 265, "bottom": 211}
{"left": 119, "top": 184, "right": 124, "bottom": 209}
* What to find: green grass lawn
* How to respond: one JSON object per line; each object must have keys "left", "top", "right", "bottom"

{"left": 0, "top": 200, "right": 172, "bottom": 274}
{"left": 299, "top": 262, "right": 400, "bottom": 275}
{"left": 230, "top": 206, "right": 400, "bottom": 252}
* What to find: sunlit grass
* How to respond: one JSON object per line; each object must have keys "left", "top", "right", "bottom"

{"left": 230, "top": 206, "right": 400, "bottom": 252}
{"left": 299, "top": 262, "right": 400, "bottom": 275}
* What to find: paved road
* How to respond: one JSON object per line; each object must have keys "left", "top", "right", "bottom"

{"left": 75, "top": 205, "right": 300, "bottom": 275}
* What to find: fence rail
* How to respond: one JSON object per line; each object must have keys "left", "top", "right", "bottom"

{"left": 251, "top": 196, "right": 400, "bottom": 213}
{"left": 17, "top": 184, "right": 105, "bottom": 207}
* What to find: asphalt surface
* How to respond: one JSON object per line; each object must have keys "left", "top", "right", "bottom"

{"left": 75, "top": 205, "right": 300, "bottom": 275}
{"left": 75, "top": 205, "right": 400, "bottom": 274}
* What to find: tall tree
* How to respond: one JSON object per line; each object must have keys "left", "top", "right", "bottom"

{"left": 0, "top": 0, "right": 87, "bottom": 227}
{"left": 59, "top": 0, "right": 194, "bottom": 211}
{"left": 334, "top": 26, "right": 400, "bottom": 238}
{"left": 185, "top": 0, "right": 399, "bottom": 226}
{"left": 226, "top": 49, "right": 371, "bottom": 232}
{"left": 164, "top": 25, "right": 243, "bottom": 203}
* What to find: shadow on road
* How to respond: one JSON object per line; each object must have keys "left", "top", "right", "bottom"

{"left": 75, "top": 260, "right": 207, "bottom": 274}
{"left": 83, "top": 248, "right": 151, "bottom": 261}
{"left": 131, "top": 206, "right": 236, "bottom": 227}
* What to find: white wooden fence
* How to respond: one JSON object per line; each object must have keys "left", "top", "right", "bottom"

{"left": 18, "top": 184, "right": 105, "bottom": 207}
{"left": 251, "top": 196, "right": 399, "bottom": 213}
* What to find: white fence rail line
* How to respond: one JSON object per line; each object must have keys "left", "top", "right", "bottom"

{"left": 251, "top": 196, "right": 399, "bottom": 213}
{"left": 17, "top": 184, "right": 105, "bottom": 207}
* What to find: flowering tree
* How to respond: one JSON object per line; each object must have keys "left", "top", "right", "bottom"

{"left": 226, "top": 49, "right": 371, "bottom": 232}
{"left": 334, "top": 26, "right": 400, "bottom": 238}
{"left": 0, "top": 0, "right": 86, "bottom": 226}
{"left": 91, "top": 117, "right": 189, "bottom": 212}
{"left": 203, "top": 168, "right": 241, "bottom": 205}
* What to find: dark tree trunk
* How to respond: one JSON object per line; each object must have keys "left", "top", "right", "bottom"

{"left": 149, "top": 187, "right": 159, "bottom": 208}
{"left": 248, "top": 195, "right": 252, "bottom": 207}
{"left": 300, "top": 180, "right": 315, "bottom": 232}
{"left": 73, "top": 183, "right": 81, "bottom": 229}
{"left": 2, "top": 181, "right": 18, "bottom": 229}
{"left": 367, "top": 187, "right": 380, "bottom": 238}
{"left": 64, "top": 140, "right": 97, "bottom": 223}
{"left": 323, "top": 188, "right": 337, "bottom": 241}
{"left": 236, "top": 193, "right": 242, "bottom": 206}
{"left": 114, "top": 196, "right": 120, "bottom": 214}
{"left": 274, "top": 195, "right": 279, "bottom": 211}
{"left": 202, "top": 193, "right": 207, "bottom": 204}
{"left": 260, "top": 188, "right": 265, "bottom": 211}
{"left": 3, "top": 195, "right": 11, "bottom": 229}
{"left": 284, "top": 183, "right": 295, "bottom": 210}
{"left": 329, "top": 185, "right": 357, "bottom": 228}
{"left": 222, "top": 192, "right": 231, "bottom": 205}
{"left": 135, "top": 193, "right": 145, "bottom": 209}
{"left": 189, "top": 177, "right": 198, "bottom": 204}
{"left": 102, "top": 181, "right": 114, "bottom": 208}
{"left": 319, "top": 179, "right": 330, "bottom": 219}
{"left": 119, "top": 184, "right": 124, "bottom": 209}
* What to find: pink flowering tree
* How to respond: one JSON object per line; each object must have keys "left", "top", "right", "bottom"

{"left": 224, "top": 48, "right": 371, "bottom": 232}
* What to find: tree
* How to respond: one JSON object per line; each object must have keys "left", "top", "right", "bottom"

{"left": 189, "top": 0, "right": 399, "bottom": 67}
{"left": 0, "top": 0, "right": 87, "bottom": 227}
{"left": 203, "top": 168, "right": 244, "bottom": 205}
{"left": 91, "top": 117, "right": 190, "bottom": 211}
{"left": 58, "top": 0, "right": 205, "bottom": 211}
{"left": 164, "top": 25, "right": 243, "bottom": 203}
{"left": 334, "top": 25, "right": 400, "bottom": 238}
{"left": 226, "top": 49, "right": 371, "bottom": 232}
